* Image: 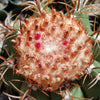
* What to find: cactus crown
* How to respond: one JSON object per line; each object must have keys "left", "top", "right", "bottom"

{"left": 0, "top": 0, "right": 100, "bottom": 100}
{"left": 11, "top": 0, "right": 93, "bottom": 91}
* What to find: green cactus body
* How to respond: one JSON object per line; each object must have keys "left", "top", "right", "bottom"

{"left": 0, "top": 0, "right": 100, "bottom": 100}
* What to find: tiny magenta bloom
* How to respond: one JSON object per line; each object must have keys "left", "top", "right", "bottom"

{"left": 35, "top": 33, "right": 41, "bottom": 40}
{"left": 62, "top": 40, "right": 68, "bottom": 45}
{"left": 38, "top": 62, "right": 42, "bottom": 68}
{"left": 35, "top": 42, "right": 41, "bottom": 48}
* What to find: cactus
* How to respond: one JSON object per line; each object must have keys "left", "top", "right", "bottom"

{"left": 0, "top": 0, "right": 100, "bottom": 100}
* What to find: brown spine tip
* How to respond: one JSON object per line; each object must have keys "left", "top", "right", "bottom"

{"left": 43, "top": 21, "right": 49, "bottom": 27}
{"left": 60, "top": 23, "right": 64, "bottom": 28}
{"left": 51, "top": 26, "right": 56, "bottom": 32}
{"left": 35, "top": 25, "right": 38, "bottom": 30}
{"left": 52, "top": 65, "right": 58, "bottom": 70}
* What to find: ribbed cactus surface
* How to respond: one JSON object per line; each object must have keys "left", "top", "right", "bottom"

{"left": 0, "top": 0, "right": 100, "bottom": 100}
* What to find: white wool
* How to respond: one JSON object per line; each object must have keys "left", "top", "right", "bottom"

{"left": 0, "top": 23, "right": 4, "bottom": 52}
{"left": 28, "top": 84, "right": 38, "bottom": 91}
{"left": 17, "top": 31, "right": 21, "bottom": 34}
{"left": 97, "top": 73, "right": 100, "bottom": 80}
{"left": 88, "top": 64, "right": 95, "bottom": 73}
{"left": 32, "top": 85, "right": 38, "bottom": 91}
{"left": 93, "top": 34, "right": 100, "bottom": 41}
{"left": 62, "top": 91, "right": 71, "bottom": 100}
{"left": 6, "top": 60, "right": 14, "bottom": 68}
{"left": 43, "top": 42, "right": 57, "bottom": 54}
